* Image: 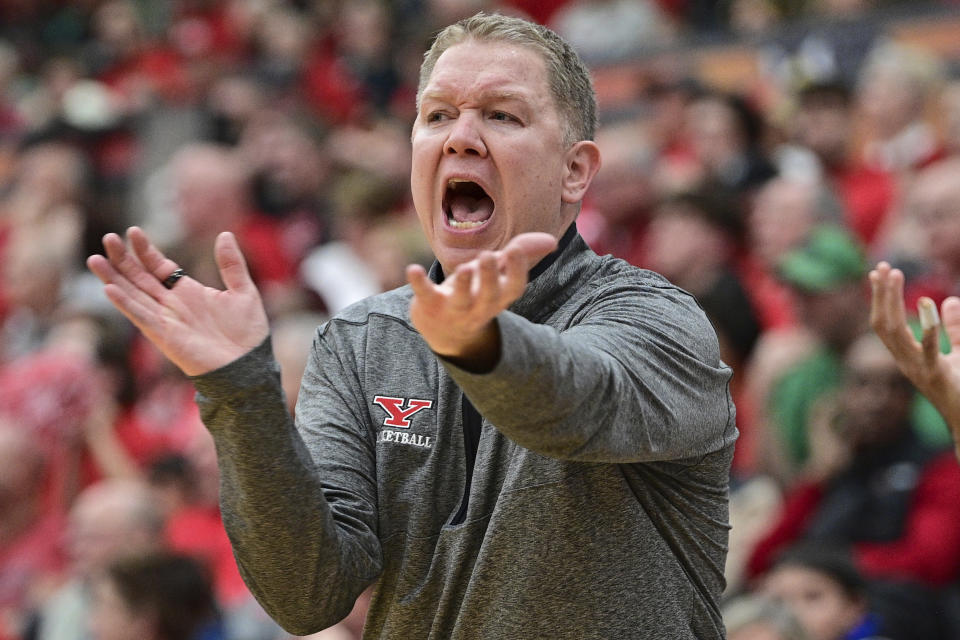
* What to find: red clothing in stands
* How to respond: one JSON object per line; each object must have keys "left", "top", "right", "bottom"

{"left": 855, "top": 454, "right": 960, "bottom": 585}
{"left": 0, "top": 509, "right": 66, "bottom": 640}
{"left": 904, "top": 273, "right": 959, "bottom": 318}
{"left": 238, "top": 214, "right": 302, "bottom": 287}
{"left": 502, "top": 0, "right": 572, "bottom": 23}
{"left": 303, "top": 45, "right": 366, "bottom": 125}
{"left": 748, "top": 450, "right": 960, "bottom": 586}
{"left": 735, "top": 254, "right": 799, "bottom": 331}
{"left": 576, "top": 206, "right": 649, "bottom": 268}
{"left": 166, "top": 504, "right": 249, "bottom": 607}
{"left": 829, "top": 164, "right": 895, "bottom": 249}
{"left": 98, "top": 46, "right": 191, "bottom": 104}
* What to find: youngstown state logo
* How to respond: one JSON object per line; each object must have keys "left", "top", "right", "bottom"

{"left": 372, "top": 396, "right": 434, "bottom": 428}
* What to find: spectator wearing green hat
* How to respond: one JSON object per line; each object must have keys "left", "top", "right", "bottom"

{"left": 755, "top": 224, "right": 871, "bottom": 481}
{"left": 777, "top": 225, "right": 871, "bottom": 294}
{"left": 758, "top": 225, "right": 950, "bottom": 482}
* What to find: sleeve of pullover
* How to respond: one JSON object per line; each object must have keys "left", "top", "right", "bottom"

{"left": 443, "top": 277, "right": 736, "bottom": 463}
{"left": 192, "top": 335, "right": 381, "bottom": 635}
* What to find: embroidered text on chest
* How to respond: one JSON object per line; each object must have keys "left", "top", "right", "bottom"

{"left": 372, "top": 395, "right": 435, "bottom": 448}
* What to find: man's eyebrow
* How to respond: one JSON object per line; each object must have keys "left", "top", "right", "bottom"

{"left": 482, "top": 90, "right": 531, "bottom": 103}
{"left": 419, "top": 88, "right": 534, "bottom": 104}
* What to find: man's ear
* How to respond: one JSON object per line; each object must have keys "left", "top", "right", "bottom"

{"left": 561, "top": 140, "right": 602, "bottom": 204}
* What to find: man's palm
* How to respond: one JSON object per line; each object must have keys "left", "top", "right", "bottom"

{"left": 87, "top": 227, "right": 269, "bottom": 376}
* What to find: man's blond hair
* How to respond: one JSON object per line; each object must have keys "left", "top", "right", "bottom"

{"left": 417, "top": 12, "right": 597, "bottom": 146}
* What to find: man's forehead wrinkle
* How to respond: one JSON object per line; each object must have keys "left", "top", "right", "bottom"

{"left": 424, "top": 68, "right": 543, "bottom": 104}
{"left": 421, "top": 87, "right": 539, "bottom": 113}
{"left": 423, "top": 42, "right": 550, "bottom": 104}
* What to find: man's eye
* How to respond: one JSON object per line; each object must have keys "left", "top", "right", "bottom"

{"left": 491, "top": 111, "right": 518, "bottom": 123}
{"left": 426, "top": 112, "right": 448, "bottom": 123}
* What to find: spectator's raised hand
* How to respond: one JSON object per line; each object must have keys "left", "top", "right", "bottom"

{"left": 87, "top": 227, "right": 269, "bottom": 376}
{"left": 406, "top": 232, "right": 557, "bottom": 372}
{"left": 870, "top": 261, "right": 960, "bottom": 456}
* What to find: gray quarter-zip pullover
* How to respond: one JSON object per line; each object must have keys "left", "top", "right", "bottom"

{"left": 192, "top": 232, "right": 737, "bottom": 639}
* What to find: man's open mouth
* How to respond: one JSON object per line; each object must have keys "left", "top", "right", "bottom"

{"left": 443, "top": 179, "right": 494, "bottom": 229}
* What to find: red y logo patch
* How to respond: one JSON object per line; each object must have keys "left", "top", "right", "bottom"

{"left": 372, "top": 396, "right": 434, "bottom": 428}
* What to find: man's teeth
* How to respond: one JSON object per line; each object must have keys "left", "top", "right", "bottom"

{"left": 444, "top": 178, "right": 491, "bottom": 228}
{"left": 448, "top": 217, "right": 486, "bottom": 229}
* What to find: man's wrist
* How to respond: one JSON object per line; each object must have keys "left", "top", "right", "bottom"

{"left": 433, "top": 320, "right": 502, "bottom": 374}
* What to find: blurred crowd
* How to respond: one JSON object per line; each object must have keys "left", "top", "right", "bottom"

{"left": 1, "top": 1, "right": 960, "bottom": 640}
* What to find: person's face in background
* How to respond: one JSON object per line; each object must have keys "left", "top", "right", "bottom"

{"left": 643, "top": 203, "right": 727, "bottom": 288}
{"left": 749, "top": 179, "right": 817, "bottom": 270}
{"left": 857, "top": 68, "right": 921, "bottom": 140}
{"left": 763, "top": 565, "right": 865, "bottom": 640}
{"left": 728, "top": 623, "right": 796, "bottom": 640}
{"left": 171, "top": 149, "right": 247, "bottom": 239}
{"left": 588, "top": 121, "right": 655, "bottom": 227}
{"left": 686, "top": 97, "right": 744, "bottom": 172}
{"left": 88, "top": 574, "right": 155, "bottom": 640}
{"left": 837, "top": 334, "right": 913, "bottom": 448}
{"left": 794, "top": 281, "right": 866, "bottom": 350}
{"left": 410, "top": 39, "right": 587, "bottom": 271}
{"left": 910, "top": 163, "right": 960, "bottom": 276}
{"left": 67, "top": 482, "right": 162, "bottom": 579}
{"left": 794, "top": 96, "right": 850, "bottom": 169}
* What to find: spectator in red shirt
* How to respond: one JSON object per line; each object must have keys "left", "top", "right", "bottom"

{"left": 792, "top": 80, "right": 895, "bottom": 249}
{"left": 857, "top": 42, "right": 945, "bottom": 175}
{"left": 899, "top": 158, "right": 960, "bottom": 312}
{"left": 85, "top": 0, "right": 190, "bottom": 108}
{"left": 577, "top": 117, "right": 657, "bottom": 266}
{"left": 0, "top": 424, "right": 64, "bottom": 640}
{"left": 163, "top": 142, "right": 307, "bottom": 312}
{"left": 747, "top": 333, "right": 960, "bottom": 591}
{"left": 741, "top": 177, "right": 839, "bottom": 332}
{"left": 684, "top": 90, "right": 777, "bottom": 198}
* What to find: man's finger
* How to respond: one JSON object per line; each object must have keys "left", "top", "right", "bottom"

{"left": 215, "top": 231, "right": 256, "bottom": 294}
{"left": 921, "top": 326, "right": 940, "bottom": 368}
{"left": 868, "top": 263, "right": 886, "bottom": 329}
{"left": 407, "top": 264, "right": 442, "bottom": 305}
{"left": 503, "top": 232, "right": 558, "bottom": 270}
{"left": 92, "top": 241, "right": 167, "bottom": 310}
{"left": 101, "top": 281, "right": 163, "bottom": 337}
{"left": 87, "top": 253, "right": 118, "bottom": 286}
{"left": 886, "top": 267, "right": 908, "bottom": 329}
{"left": 103, "top": 232, "right": 171, "bottom": 300}
{"left": 501, "top": 242, "right": 529, "bottom": 301}
{"left": 496, "top": 232, "right": 557, "bottom": 301}
{"left": 870, "top": 264, "right": 916, "bottom": 356}
{"left": 919, "top": 296, "right": 940, "bottom": 368}
{"left": 89, "top": 254, "right": 151, "bottom": 310}
{"left": 475, "top": 251, "right": 499, "bottom": 306}
{"left": 128, "top": 227, "right": 181, "bottom": 285}
{"left": 448, "top": 264, "right": 474, "bottom": 309}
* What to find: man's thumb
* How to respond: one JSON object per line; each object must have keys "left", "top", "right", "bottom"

{"left": 505, "top": 232, "right": 559, "bottom": 270}
{"left": 215, "top": 232, "right": 256, "bottom": 293}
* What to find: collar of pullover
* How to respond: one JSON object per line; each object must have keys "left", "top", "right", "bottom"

{"left": 427, "top": 223, "right": 599, "bottom": 325}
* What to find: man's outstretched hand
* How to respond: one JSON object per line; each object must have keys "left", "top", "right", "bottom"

{"left": 87, "top": 227, "right": 269, "bottom": 377}
{"left": 406, "top": 232, "right": 558, "bottom": 372}
{"left": 870, "top": 261, "right": 960, "bottom": 456}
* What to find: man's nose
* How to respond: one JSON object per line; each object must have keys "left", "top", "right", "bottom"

{"left": 444, "top": 113, "right": 487, "bottom": 157}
